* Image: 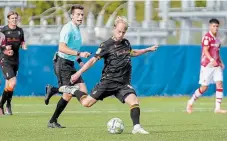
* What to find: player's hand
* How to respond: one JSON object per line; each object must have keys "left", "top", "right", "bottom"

{"left": 3, "top": 45, "right": 14, "bottom": 56}
{"left": 70, "top": 72, "right": 82, "bottom": 84}
{"left": 210, "top": 59, "right": 218, "bottom": 67}
{"left": 79, "top": 62, "right": 84, "bottom": 67}
{"left": 220, "top": 63, "right": 225, "bottom": 70}
{"left": 21, "top": 42, "right": 27, "bottom": 50}
{"left": 3, "top": 49, "right": 14, "bottom": 56}
{"left": 79, "top": 52, "right": 91, "bottom": 58}
{"left": 147, "top": 45, "right": 159, "bottom": 52}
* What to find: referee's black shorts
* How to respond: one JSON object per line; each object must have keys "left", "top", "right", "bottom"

{"left": 53, "top": 54, "right": 84, "bottom": 87}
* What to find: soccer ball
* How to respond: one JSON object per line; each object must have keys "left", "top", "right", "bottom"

{"left": 107, "top": 118, "right": 124, "bottom": 134}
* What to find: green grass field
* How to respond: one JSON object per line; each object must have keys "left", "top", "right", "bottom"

{"left": 1, "top": 96, "right": 227, "bottom": 141}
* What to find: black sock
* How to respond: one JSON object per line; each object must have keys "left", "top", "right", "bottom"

{"left": 50, "top": 97, "right": 68, "bottom": 123}
{"left": 6, "top": 91, "right": 13, "bottom": 107}
{"left": 74, "top": 90, "right": 87, "bottom": 102}
{"left": 0, "top": 90, "right": 9, "bottom": 108}
{"left": 52, "top": 87, "right": 59, "bottom": 94}
{"left": 130, "top": 104, "right": 140, "bottom": 126}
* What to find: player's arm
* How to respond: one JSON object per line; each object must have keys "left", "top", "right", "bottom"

{"left": 218, "top": 54, "right": 225, "bottom": 69}
{"left": 202, "top": 37, "right": 215, "bottom": 62}
{"left": 203, "top": 46, "right": 214, "bottom": 61}
{"left": 130, "top": 45, "right": 159, "bottom": 57}
{"left": 20, "top": 29, "right": 27, "bottom": 50}
{"left": 0, "top": 34, "right": 13, "bottom": 56}
{"left": 70, "top": 43, "right": 108, "bottom": 83}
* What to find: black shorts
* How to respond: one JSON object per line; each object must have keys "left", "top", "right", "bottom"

{"left": 0, "top": 60, "right": 18, "bottom": 80}
{"left": 53, "top": 53, "right": 84, "bottom": 87}
{"left": 90, "top": 80, "right": 136, "bottom": 103}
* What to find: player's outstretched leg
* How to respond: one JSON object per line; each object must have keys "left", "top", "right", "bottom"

{"left": 45, "top": 85, "right": 59, "bottom": 105}
{"left": 59, "top": 85, "right": 96, "bottom": 108}
{"left": 124, "top": 94, "right": 149, "bottom": 134}
{"left": 187, "top": 86, "right": 207, "bottom": 113}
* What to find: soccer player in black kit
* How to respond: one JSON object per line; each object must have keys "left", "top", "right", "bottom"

{"left": 52, "top": 16, "right": 158, "bottom": 134}
{"left": 0, "top": 11, "right": 27, "bottom": 115}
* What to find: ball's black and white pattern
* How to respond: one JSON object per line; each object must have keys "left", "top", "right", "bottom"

{"left": 107, "top": 118, "right": 124, "bottom": 134}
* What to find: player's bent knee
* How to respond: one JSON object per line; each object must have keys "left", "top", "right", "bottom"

{"left": 81, "top": 100, "right": 91, "bottom": 107}
{"left": 81, "top": 96, "right": 96, "bottom": 108}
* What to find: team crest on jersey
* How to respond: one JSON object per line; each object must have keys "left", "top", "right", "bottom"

{"left": 96, "top": 48, "right": 102, "bottom": 54}
{"left": 18, "top": 31, "right": 21, "bottom": 35}
{"left": 7, "top": 31, "right": 10, "bottom": 34}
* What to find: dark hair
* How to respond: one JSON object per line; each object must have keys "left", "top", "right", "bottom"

{"left": 7, "top": 11, "right": 18, "bottom": 19}
{"left": 70, "top": 4, "right": 84, "bottom": 14}
{"left": 209, "top": 18, "right": 219, "bottom": 24}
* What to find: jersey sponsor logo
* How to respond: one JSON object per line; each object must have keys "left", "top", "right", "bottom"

{"left": 114, "top": 44, "right": 121, "bottom": 48}
{"left": 116, "top": 49, "right": 130, "bottom": 56}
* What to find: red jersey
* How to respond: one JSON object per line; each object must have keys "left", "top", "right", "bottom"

{"left": 201, "top": 31, "right": 221, "bottom": 67}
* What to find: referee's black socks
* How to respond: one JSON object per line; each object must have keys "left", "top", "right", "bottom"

{"left": 50, "top": 97, "right": 68, "bottom": 123}
{"left": 130, "top": 104, "right": 140, "bottom": 126}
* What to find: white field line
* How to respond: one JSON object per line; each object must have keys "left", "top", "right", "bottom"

{"left": 11, "top": 108, "right": 214, "bottom": 114}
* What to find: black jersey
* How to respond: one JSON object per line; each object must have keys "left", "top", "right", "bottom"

{"left": 0, "top": 25, "right": 24, "bottom": 64}
{"left": 95, "top": 38, "right": 132, "bottom": 84}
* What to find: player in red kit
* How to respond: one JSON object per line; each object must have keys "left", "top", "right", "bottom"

{"left": 186, "top": 19, "right": 226, "bottom": 114}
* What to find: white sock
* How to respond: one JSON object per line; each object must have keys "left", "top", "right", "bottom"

{"left": 215, "top": 89, "right": 223, "bottom": 110}
{"left": 188, "top": 88, "right": 203, "bottom": 105}
{"left": 133, "top": 124, "right": 141, "bottom": 130}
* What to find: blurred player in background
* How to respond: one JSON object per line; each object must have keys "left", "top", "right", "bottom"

{"left": 45, "top": 4, "right": 91, "bottom": 128}
{"left": 58, "top": 16, "right": 159, "bottom": 134}
{"left": 186, "top": 18, "right": 226, "bottom": 114}
{"left": 0, "top": 11, "right": 26, "bottom": 116}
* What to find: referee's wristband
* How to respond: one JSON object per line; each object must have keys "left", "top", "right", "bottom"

{"left": 76, "top": 58, "right": 83, "bottom": 64}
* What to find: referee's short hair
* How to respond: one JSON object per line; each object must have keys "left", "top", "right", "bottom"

{"left": 70, "top": 4, "right": 84, "bottom": 14}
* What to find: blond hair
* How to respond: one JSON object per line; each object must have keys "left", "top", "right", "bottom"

{"left": 114, "top": 16, "right": 129, "bottom": 30}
